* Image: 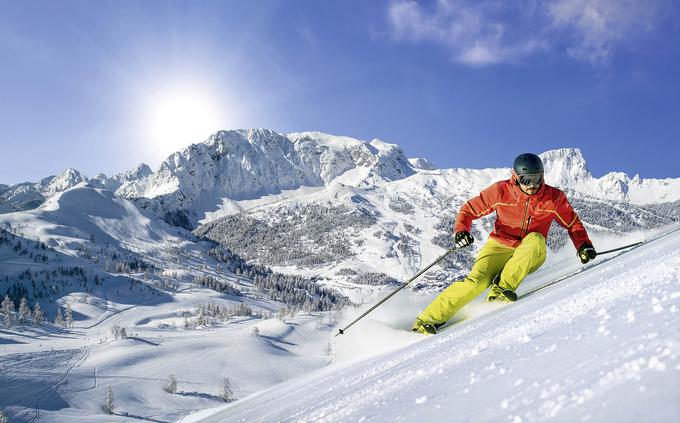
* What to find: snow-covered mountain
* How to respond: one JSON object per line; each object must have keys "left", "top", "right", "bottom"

{"left": 88, "top": 163, "right": 154, "bottom": 192}
{"left": 408, "top": 157, "right": 437, "bottom": 171}
{"left": 112, "top": 129, "right": 414, "bottom": 226}
{"left": 0, "top": 164, "right": 152, "bottom": 213}
{"left": 3, "top": 130, "right": 679, "bottom": 295}
{"left": 0, "top": 168, "right": 87, "bottom": 213}
{"left": 540, "top": 147, "right": 680, "bottom": 205}
{"left": 2, "top": 131, "right": 679, "bottom": 221}
{"left": 1, "top": 129, "right": 680, "bottom": 422}
{"left": 2, "top": 131, "right": 678, "bottom": 288}
{"left": 112, "top": 134, "right": 680, "bottom": 224}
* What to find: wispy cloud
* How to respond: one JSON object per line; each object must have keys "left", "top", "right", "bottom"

{"left": 546, "top": 0, "right": 660, "bottom": 63}
{"left": 387, "top": 0, "right": 663, "bottom": 66}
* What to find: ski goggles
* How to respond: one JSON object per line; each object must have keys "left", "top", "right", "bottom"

{"left": 518, "top": 173, "right": 544, "bottom": 187}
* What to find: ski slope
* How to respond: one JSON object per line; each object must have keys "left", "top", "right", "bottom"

{"left": 0, "top": 187, "right": 337, "bottom": 422}
{"left": 185, "top": 227, "right": 680, "bottom": 423}
{"left": 1, "top": 142, "right": 679, "bottom": 422}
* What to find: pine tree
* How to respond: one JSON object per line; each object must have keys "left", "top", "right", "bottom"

{"left": 221, "top": 377, "right": 233, "bottom": 402}
{"left": 65, "top": 304, "right": 73, "bottom": 328}
{"left": 163, "top": 374, "right": 177, "bottom": 394}
{"left": 54, "top": 307, "right": 64, "bottom": 327}
{"left": 33, "top": 303, "right": 44, "bottom": 324}
{"left": 196, "top": 306, "right": 205, "bottom": 327}
{"left": 277, "top": 308, "right": 287, "bottom": 323}
{"left": 103, "top": 385, "right": 114, "bottom": 414}
{"left": 251, "top": 326, "right": 260, "bottom": 337}
{"left": 1, "top": 295, "right": 15, "bottom": 328}
{"left": 18, "top": 297, "right": 29, "bottom": 324}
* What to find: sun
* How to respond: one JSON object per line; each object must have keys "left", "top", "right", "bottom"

{"left": 146, "top": 86, "right": 225, "bottom": 156}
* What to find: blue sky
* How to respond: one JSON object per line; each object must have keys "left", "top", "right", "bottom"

{"left": 1, "top": 0, "right": 679, "bottom": 185}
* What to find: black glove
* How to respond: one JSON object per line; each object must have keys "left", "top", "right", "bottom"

{"left": 454, "top": 231, "right": 474, "bottom": 248}
{"left": 577, "top": 242, "right": 597, "bottom": 264}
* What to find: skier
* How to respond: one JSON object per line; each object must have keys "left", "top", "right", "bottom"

{"left": 412, "top": 153, "right": 597, "bottom": 335}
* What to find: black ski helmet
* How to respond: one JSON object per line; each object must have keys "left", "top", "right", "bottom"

{"left": 513, "top": 153, "right": 544, "bottom": 175}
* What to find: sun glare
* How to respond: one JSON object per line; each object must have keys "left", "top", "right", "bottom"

{"left": 146, "top": 87, "right": 225, "bottom": 156}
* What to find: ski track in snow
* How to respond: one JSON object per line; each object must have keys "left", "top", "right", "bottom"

{"left": 1, "top": 347, "right": 90, "bottom": 422}
{"left": 28, "top": 347, "right": 91, "bottom": 423}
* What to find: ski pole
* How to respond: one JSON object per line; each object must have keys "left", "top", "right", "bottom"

{"left": 335, "top": 245, "right": 461, "bottom": 337}
{"left": 595, "top": 241, "right": 643, "bottom": 257}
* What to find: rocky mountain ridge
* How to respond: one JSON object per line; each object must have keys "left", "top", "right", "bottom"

{"left": 2, "top": 130, "right": 679, "bottom": 224}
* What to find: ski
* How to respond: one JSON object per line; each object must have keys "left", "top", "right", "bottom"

{"left": 422, "top": 225, "right": 680, "bottom": 336}
{"left": 519, "top": 226, "right": 680, "bottom": 300}
{"left": 519, "top": 242, "right": 643, "bottom": 300}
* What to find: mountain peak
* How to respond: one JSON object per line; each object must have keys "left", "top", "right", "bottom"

{"left": 539, "top": 148, "right": 592, "bottom": 188}
{"left": 409, "top": 157, "right": 436, "bottom": 171}
{"left": 131, "top": 163, "right": 153, "bottom": 177}
{"left": 47, "top": 168, "right": 87, "bottom": 193}
{"left": 57, "top": 167, "right": 82, "bottom": 178}
{"left": 288, "top": 131, "right": 367, "bottom": 151}
{"left": 113, "top": 129, "right": 418, "bottom": 225}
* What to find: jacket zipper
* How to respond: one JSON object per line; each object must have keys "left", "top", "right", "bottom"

{"left": 519, "top": 199, "right": 530, "bottom": 240}
{"left": 524, "top": 217, "right": 532, "bottom": 238}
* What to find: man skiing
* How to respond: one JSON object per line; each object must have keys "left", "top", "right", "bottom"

{"left": 412, "top": 153, "right": 596, "bottom": 335}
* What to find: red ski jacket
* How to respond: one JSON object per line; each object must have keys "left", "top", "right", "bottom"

{"left": 454, "top": 178, "right": 592, "bottom": 249}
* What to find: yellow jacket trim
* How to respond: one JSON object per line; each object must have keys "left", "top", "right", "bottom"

{"left": 537, "top": 208, "right": 578, "bottom": 228}
{"left": 465, "top": 201, "right": 517, "bottom": 218}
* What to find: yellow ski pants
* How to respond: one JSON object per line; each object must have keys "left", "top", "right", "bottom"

{"left": 416, "top": 232, "right": 546, "bottom": 325}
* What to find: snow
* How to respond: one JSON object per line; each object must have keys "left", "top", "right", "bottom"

{"left": 408, "top": 158, "right": 437, "bottom": 171}
{"left": 368, "top": 138, "right": 400, "bottom": 153}
{"left": 1, "top": 309, "right": 332, "bottom": 422}
{"left": 0, "top": 185, "right": 336, "bottom": 422}
{"left": 186, "top": 227, "right": 680, "bottom": 423}
{"left": 289, "top": 131, "right": 367, "bottom": 151}
{"left": 4, "top": 134, "right": 680, "bottom": 222}
{"left": 2, "top": 129, "right": 680, "bottom": 422}
{"left": 539, "top": 148, "right": 680, "bottom": 205}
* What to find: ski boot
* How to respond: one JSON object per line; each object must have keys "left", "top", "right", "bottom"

{"left": 411, "top": 318, "right": 442, "bottom": 335}
{"left": 486, "top": 283, "right": 518, "bottom": 303}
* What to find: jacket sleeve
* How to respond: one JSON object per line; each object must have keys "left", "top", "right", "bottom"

{"left": 554, "top": 192, "right": 592, "bottom": 249}
{"left": 454, "top": 183, "right": 501, "bottom": 234}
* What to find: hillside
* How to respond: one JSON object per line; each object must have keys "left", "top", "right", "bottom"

{"left": 0, "top": 185, "right": 345, "bottom": 422}
{"left": 186, "top": 227, "right": 680, "bottom": 423}
{"left": 1, "top": 130, "right": 679, "bottom": 422}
